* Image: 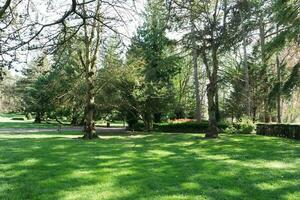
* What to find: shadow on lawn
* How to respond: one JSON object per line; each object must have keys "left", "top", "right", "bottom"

{"left": 0, "top": 133, "right": 300, "bottom": 199}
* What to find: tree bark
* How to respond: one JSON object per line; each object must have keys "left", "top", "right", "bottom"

{"left": 276, "top": 54, "right": 281, "bottom": 123}
{"left": 82, "top": 66, "right": 97, "bottom": 139}
{"left": 206, "top": 82, "right": 218, "bottom": 138}
{"left": 259, "top": 16, "right": 270, "bottom": 123}
{"left": 190, "top": 0, "right": 202, "bottom": 122}
{"left": 276, "top": 25, "right": 281, "bottom": 123}
{"left": 80, "top": 0, "right": 102, "bottom": 139}
{"left": 205, "top": 47, "right": 218, "bottom": 138}
{"left": 241, "top": 12, "right": 251, "bottom": 116}
{"left": 144, "top": 106, "right": 153, "bottom": 132}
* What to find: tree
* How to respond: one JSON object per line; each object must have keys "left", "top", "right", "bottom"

{"left": 195, "top": 0, "right": 242, "bottom": 137}
{"left": 16, "top": 55, "right": 52, "bottom": 123}
{"left": 189, "top": 0, "right": 202, "bottom": 122}
{"left": 127, "top": 0, "right": 180, "bottom": 131}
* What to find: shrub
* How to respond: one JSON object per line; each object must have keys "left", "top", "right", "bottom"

{"left": 11, "top": 117, "right": 25, "bottom": 121}
{"left": 224, "top": 117, "right": 255, "bottom": 134}
{"left": 237, "top": 117, "right": 255, "bottom": 134}
{"left": 257, "top": 123, "right": 300, "bottom": 140}
{"left": 224, "top": 125, "right": 238, "bottom": 134}
{"left": 126, "top": 121, "right": 144, "bottom": 131}
{"left": 154, "top": 121, "right": 229, "bottom": 133}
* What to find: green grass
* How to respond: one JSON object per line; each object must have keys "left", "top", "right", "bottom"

{"left": 0, "top": 114, "right": 66, "bottom": 129}
{"left": 0, "top": 121, "right": 62, "bottom": 129}
{"left": 0, "top": 132, "right": 300, "bottom": 200}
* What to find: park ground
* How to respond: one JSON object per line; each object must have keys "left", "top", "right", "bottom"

{"left": 1, "top": 127, "right": 300, "bottom": 200}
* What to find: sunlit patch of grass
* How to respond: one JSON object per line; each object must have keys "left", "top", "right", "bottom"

{"left": 0, "top": 132, "right": 299, "bottom": 199}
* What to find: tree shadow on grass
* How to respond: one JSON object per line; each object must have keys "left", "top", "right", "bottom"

{"left": 0, "top": 133, "right": 300, "bottom": 199}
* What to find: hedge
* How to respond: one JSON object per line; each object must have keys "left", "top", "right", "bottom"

{"left": 256, "top": 123, "right": 300, "bottom": 140}
{"left": 153, "top": 121, "right": 228, "bottom": 133}
{"left": 11, "top": 117, "right": 25, "bottom": 121}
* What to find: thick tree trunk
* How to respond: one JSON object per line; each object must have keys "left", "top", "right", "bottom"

{"left": 82, "top": 71, "right": 98, "bottom": 139}
{"left": 205, "top": 47, "right": 219, "bottom": 138}
{"left": 206, "top": 82, "right": 218, "bottom": 138}
{"left": 80, "top": 0, "right": 101, "bottom": 139}
{"left": 190, "top": 0, "right": 202, "bottom": 122}
{"left": 144, "top": 108, "right": 153, "bottom": 132}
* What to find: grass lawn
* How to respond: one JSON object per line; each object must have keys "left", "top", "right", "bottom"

{"left": 0, "top": 114, "right": 62, "bottom": 129}
{"left": 0, "top": 114, "right": 125, "bottom": 129}
{"left": 0, "top": 121, "right": 61, "bottom": 129}
{"left": 0, "top": 132, "right": 300, "bottom": 200}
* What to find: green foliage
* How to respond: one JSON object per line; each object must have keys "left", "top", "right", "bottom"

{"left": 237, "top": 117, "right": 256, "bottom": 134}
{"left": 224, "top": 117, "right": 255, "bottom": 134}
{"left": 122, "top": 0, "right": 181, "bottom": 129}
{"left": 257, "top": 123, "right": 300, "bottom": 140}
{"left": 11, "top": 117, "right": 25, "bottom": 121}
{"left": 282, "top": 63, "right": 300, "bottom": 97}
{"left": 223, "top": 125, "right": 237, "bottom": 134}
{"left": 154, "top": 121, "right": 228, "bottom": 133}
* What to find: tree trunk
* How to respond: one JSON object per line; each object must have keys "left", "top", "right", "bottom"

{"left": 276, "top": 25, "right": 281, "bottom": 123}
{"left": 144, "top": 108, "right": 153, "bottom": 132}
{"left": 276, "top": 55, "right": 281, "bottom": 123}
{"left": 259, "top": 15, "right": 270, "bottom": 123}
{"left": 83, "top": 72, "right": 97, "bottom": 139}
{"left": 206, "top": 82, "right": 218, "bottom": 138}
{"left": 80, "top": 0, "right": 102, "bottom": 139}
{"left": 190, "top": 0, "right": 202, "bottom": 122}
{"left": 241, "top": 10, "right": 251, "bottom": 116}
{"left": 205, "top": 47, "right": 218, "bottom": 138}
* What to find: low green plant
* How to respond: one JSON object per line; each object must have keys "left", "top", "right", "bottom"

{"left": 224, "top": 117, "right": 255, "bottom": 134}
{"left": 11, "top": 117, "right": 25, "bottom": 121}
{"left": 224, "top": 124, "right": 237, "bottom": 134}
{"left": 237, "top": 117, "right": 255, "bottom": 134}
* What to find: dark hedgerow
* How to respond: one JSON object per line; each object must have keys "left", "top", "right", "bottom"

{"left": 153, "top": 121, "right": 229, "bottom": 133}
{"left": 256, "top": 123, "right": 300, "bottom": 140}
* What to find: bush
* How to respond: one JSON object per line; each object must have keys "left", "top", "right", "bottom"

{"left": 11, "top": 117, "right": 25, "bottom": 121}
{"left": 224, "top": 117, "right": 255, "bottom": 134}
{"left": 237, "top": 117, "right": 255, "bottom": 134}
{"left": 154, "top": 121, "right": 229, "bottom": 133}
{"left": 257, "top": 123, "right": 300, "bottom": 140}
{"left": 126, "top": 121, "right": 145, "bottom": 131}
{"left": 224, "top": 125, "right": 238, "bottom": 134}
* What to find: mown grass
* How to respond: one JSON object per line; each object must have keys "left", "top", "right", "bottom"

{"left": 0, "top": 121, "right": 60, "bottom": 129}
{"left": 0, "top": 114, "right": 125, "bottom": 129}
{"left": 0, "top": 131, "right": 300, "bottom": 200}
{"left": 0, "top": 114, "right": 61, "bottom": 129}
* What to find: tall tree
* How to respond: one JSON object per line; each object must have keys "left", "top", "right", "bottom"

{"left": 189, "top": 0, "right": 202, "bottom": 122}
{"left": 197, "top": 0, "right": 242, "bottom": 137}
{"left": 127, "top": 0, "right": 180, "bottom": 131}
